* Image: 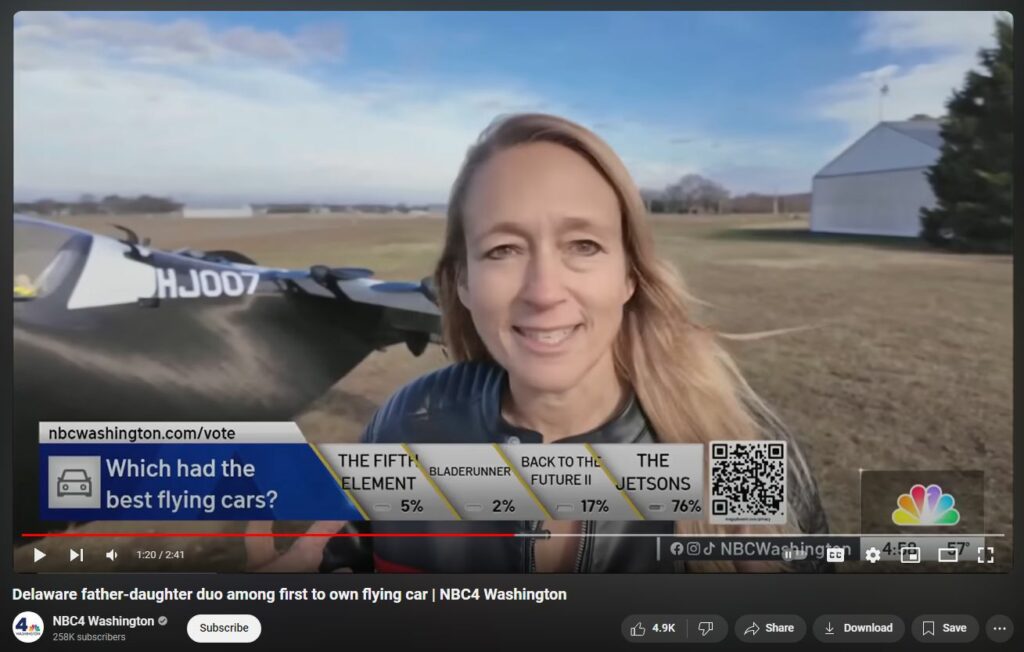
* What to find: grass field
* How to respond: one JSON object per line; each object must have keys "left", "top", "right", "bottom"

{"left": 18, "top": 212, "right": 1013, "bottom": 572}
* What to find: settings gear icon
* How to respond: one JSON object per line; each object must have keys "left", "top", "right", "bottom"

{"left": 865, "top": 547, "right": 882, "bottom": 563}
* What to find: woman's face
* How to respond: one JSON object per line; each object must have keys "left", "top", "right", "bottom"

{"left": 458, "top": 141, "right": 635, "bottom": 394}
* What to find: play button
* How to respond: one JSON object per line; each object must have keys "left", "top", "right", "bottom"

{"left": 33, "top": 548, "right": 46, "bottom": 563}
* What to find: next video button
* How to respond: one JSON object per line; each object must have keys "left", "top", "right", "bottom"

{"left": 187, "top": 614, "right": 261, "bottom": 643}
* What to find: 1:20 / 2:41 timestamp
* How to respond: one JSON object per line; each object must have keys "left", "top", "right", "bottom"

{"left": 135, "top": 550, "right": 185, "bottom": 560}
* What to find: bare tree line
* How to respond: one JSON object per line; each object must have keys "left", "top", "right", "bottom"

{"left": 641, "top": 174, "right": 810, "bottom": 214}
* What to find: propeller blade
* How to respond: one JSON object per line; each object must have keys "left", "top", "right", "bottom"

{"left": 370, "top": 281, "right": 422, "bottom": 293}
{"left": 265, "top": 270, "right": 311, "bottom": 281}
{"left": 330, "top": 267, "right": 374, "bottom": 280}
{"left": 310, "top": 265, "right": 375, "bottom": 283}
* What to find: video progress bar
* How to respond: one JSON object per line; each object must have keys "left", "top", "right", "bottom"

{"left": 21, "top": 532, "right": 1005, "bottom": 539}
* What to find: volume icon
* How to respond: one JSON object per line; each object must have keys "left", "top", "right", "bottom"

{"left": 105, "top": 549, "right": 118, "bottom": 561}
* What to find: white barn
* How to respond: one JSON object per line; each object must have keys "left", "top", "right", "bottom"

{"left": 182, "top": 205, "right": 254, "bottom": 219}
{"left": 810, "top": 119, "right": 942, "bottom": 237}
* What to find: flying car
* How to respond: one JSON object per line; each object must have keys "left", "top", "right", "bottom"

{"left": 13, "top": 214, "right": 442, "bottom": 537}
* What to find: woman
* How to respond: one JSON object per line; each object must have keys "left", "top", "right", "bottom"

{"left": 248, "top": 113, "right": 830, "bottom": 573}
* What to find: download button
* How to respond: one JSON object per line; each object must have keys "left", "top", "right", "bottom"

{"left": 814, "top": 615, "right": 904, "bottom": 643}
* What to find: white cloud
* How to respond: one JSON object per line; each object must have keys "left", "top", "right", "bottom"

{"left": 14, "top": 11, "right": 343, "bottom": 68}
{"left": 858, "top": 64, "right": 900, "bottom": 84}
{"left": 13, "top": 12, "right": 554, "bottom": 203}
{"left": 811, "top": 11, "right": 1003, "bottom": 157}
{"left": 858, "top": 11, "right": 1004, "bottom": 54}
{"left": 13, "top": 11, "right": 820, "bottom": 201}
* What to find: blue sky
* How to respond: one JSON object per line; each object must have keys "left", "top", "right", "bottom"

{"left": 14, "top": 10, "right": 1006, "bottom": 204}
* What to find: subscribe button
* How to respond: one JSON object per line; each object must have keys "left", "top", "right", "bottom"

{"left": 187, "top": 615, "right": 261, "bottom": 643}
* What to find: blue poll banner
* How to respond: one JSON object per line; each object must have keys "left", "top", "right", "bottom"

{"left": 37, "top": 422, "right": 712, "bottom": 521}
{"left": 38, "top": 422, "right": 361, "bottom": 520}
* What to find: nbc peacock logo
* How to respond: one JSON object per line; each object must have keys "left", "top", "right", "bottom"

{"left": 891, "top": 483, "right": 960, "bottom": 526}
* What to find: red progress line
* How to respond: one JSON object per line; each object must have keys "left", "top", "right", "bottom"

{"left": 21, "top": 532, "right": 515, "bottom": 538}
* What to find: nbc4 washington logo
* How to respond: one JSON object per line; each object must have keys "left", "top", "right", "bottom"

{"left": 12, "top": 611, "right": 44, "bottom": 643}
{"left": 891, "top": 483, "right": 960, "bottom": 526}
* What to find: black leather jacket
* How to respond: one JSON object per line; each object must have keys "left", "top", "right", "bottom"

{"left": 321, "top": 362, "right": 830, "bottom": 573}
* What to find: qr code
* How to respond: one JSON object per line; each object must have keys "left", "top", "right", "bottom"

{"left": 709, "top": 440, "right": 787, "bottom": 524}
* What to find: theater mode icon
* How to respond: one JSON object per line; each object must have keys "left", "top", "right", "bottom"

{"left": 891, "top": 484, "right": 960, "bottom": 526}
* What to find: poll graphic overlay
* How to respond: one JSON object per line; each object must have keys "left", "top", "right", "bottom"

{"left": 38, "top": 423, "right": 361, "bottom": 521}
{"left": 36, "top": 422, "right": 792, "bottom": 522}
{"left": 318, "top": 443, "right": 705, "bottom": 520}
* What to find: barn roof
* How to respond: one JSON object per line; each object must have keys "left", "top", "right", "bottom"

{"left": 882, "top": 119, "right": 943, "bottom": 150}
{"left": 814, "top": 119, "right": 944, "bottom": 179}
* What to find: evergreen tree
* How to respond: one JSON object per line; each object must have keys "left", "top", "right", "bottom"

{"left": 921, "top": 16, "right": 1013, "bottom": 252}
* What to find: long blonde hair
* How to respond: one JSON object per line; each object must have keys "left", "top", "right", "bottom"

{"left": 435, "top": 114, "right": 800, "bottom": 568}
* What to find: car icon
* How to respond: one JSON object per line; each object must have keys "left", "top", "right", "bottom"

{"left": 57, "top": 469, "right": 92, "bottom": 497}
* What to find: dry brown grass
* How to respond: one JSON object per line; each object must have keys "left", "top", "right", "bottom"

{"left": 21, "top": 212, "right": 1010, "bottom": 573}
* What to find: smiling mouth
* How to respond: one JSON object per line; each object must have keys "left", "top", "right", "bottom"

{"left": 512, "top": 324, "right": 582, "bottom": 346}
